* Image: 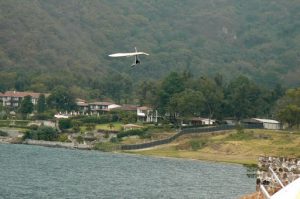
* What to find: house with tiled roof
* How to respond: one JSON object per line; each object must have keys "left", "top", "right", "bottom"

{"left": 88, "top": 102, "right": 121, "bottom": 114}
{"left": 0, "top": 91, "right": 48, "bottom": 108}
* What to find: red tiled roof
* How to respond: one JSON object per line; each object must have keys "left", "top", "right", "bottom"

{"left": 89, "top": 102, "right": 113, "bottom": 106}
{"left": 0, "top": 91, "right": 46, "bottom": 98}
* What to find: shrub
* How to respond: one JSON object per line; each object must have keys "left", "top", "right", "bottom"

{"left": 22, "top": 126, "right": 58, "bottom": 141}
{"left": 104, "top": 132, "right": 110, "bottom": 138}
{"left": 73, "top": 125, "right": 80, "bottom": 133}
{"left": 86, "top": 123, "right": 96, "bottom": 131}
{"left": 117, "top": 129, "right": 146, "bottom": 139}
{"left": 189, "top": 139, "right": 207, "bottom": 151}
{"left": 79, "top": 115, "right": 113, "bottom": 124}
{"left": 58, "top": 134, "right": 69, "bottom": 142}
{"left": 29, "top": 124, "right": 39, "bottom": 130}
{"left": 235, "top": 124, "right": 244, "bottom": 134}
{"left": 58, "top": 119, "right": 72, "bottom": 130}
{"left": 76, "top": 135, "right": 84, "bottom": 144}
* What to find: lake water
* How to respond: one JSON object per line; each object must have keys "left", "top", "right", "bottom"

{"left": 0, "top": 144, "right": 255, "bottom": 199}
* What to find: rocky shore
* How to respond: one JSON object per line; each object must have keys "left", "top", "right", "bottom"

{"left": 241, "top": 156, "right": 300, "bottom": 199}
{"left": 22, "top": 139, "right": 93, "bottom": 150}
{"left": 0, "top": 137, "right": 92, "bottom": 150}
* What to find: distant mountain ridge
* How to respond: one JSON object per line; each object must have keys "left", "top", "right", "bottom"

{"left": 0, "top": 0, "right": 300, "bottom": 92}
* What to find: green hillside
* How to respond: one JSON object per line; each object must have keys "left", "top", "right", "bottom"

{"left": 1, "top": 0, "right": 300, "bottom": 96}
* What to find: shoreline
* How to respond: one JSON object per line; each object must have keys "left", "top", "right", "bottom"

{"left": 0, "top": 138, "right": 92, "bottom": 150}
{"left": 0, "top": 139, "right": 257, "bottom": 166}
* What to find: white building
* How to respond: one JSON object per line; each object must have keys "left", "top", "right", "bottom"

{"left": 253, "top": 118, "right": 281, "bottom": 130}
{"left": 243, "top": 118, "right": 281, "bottom": 130}
{"left": 137, "top": 106, "right": 158, "bottom": 123}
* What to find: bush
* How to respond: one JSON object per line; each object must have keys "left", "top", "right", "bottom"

{"left": 235, "top": 124, "right": 244, "bottom": 134}
{"left": 58, "top": 119, "right": 72, "bottom": 130}
{"left": 23, "top": 126, "right": 58, "bottom": 141}
{"left": 0, "top": 130, "right": 8, "bottom": 137}
{"left": 29, "top": 124, "right": 39, "bottom": 130}
{"left": 58, "top": 134, "right": 69, "bottom": 142}
{"left": 104, "top": 132, "right": 110, "bottom": 138}
{"left": 86, "top": 123, "right": 96, "bottom": 131}
{"left": 117, "top": 129, "right": 146, "bottom": 139}
{"left": 79, "top": 115, "right": 113, "bottom": 124}
{"left": 76, "top": 135, "right": 84, "bottom": 144}
{"left": 189, "top": 139, "right": 207, "bottom": 151}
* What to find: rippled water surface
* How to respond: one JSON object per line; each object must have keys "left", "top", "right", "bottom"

{"left": 0, "top": 144, "right": 255, "bottom": 199}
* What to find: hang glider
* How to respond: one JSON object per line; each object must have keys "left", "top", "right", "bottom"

{"left": 109, "top": 47, "right": 149, "bottom": 67}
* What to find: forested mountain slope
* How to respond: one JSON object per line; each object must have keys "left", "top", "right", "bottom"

{"left": 1, "top": 0, "right": 300, "bottom": 95}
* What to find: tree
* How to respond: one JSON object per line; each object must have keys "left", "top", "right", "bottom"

{"left": 158, "top": 72, "right": 185, "bottom": 114}
{"left": 37, "top": 94, "right": 46, "bottom": 113}
{"left": 136, "top": 80, "right": 159, "bottom": 106}
{"left": 168, "top": 89, "right": 204, "bottom": 123}
{"left": 276, "top": 88, "right": 300, "bottom": 128}
{"left": 47, "top": 86, "right": 77, "bottom": 111}
{"left": 23, "top": 126, "right": 58, "bottom": 141}
{"left": 224, "top": 76, "right": 265, "bottom": 120}
{"left": 191, "top": 77, "right": 224, "bottom": 120}
{"left": 100, "top": 73, "right": 133, "bottom": 104}
{"left": 19, "top": 96, "right": 34, "bottom": 115}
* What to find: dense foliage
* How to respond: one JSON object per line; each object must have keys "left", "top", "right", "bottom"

{"left": 117, "top": 129, "right": 147, "bottom": 139}
{"left": 23, "top": 126, "right": 58, "bottom": 141}
{"left": 142, "top": 72, "right": 284, "bottom": 122}
{"left": 1, "top": 0, "right": 300, "bottom": 102}
{"left": 276, "top": 88, "right": 300, "bottom": 128}
{"left": 19, "top": 96, "right": 34, "bottom": 115}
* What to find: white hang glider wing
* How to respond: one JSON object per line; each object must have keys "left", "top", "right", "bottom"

{"left": 270, "top": 177, "right": 300, "bottom": 199}
{"left": 108, "top": 52, "right": 149, "bottom": 57}
{"left": 109, "top": 47, "right": 149, "bottom": 67}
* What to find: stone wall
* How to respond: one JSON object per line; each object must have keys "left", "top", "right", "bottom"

{"left": 256, "top": 156, "right": 300, "bottom": 192}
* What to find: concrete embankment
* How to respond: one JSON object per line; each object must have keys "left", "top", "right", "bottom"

{"left": 22, "top": 139, "right": 92, "bottom": 150}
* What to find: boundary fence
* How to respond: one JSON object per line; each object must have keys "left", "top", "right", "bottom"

{"left": 121, "top": 124, "right": 263, "bottom": 150}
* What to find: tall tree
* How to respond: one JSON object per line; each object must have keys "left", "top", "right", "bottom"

{"left": 158, "top": 72, "right": 185, "bottom": 114}
{"left": 19, "top": 96, "right": 34, "bottom": 115}
{"left": 192, "top": 77, "right": 224, "bottom": 120}
{"left": 224, "top": 76, "right": 265, "bottom": 120}
{"left": 136, "top": 80, "right": 158, "bottom": 106}
{"left": 37, "top": 94, "right": 46, "bottom": 113}
{"left": 276, "top": 88, "right": 300, "bottom": 128}
{"left": 47, "top": 86, "right": 77, "bottom": 112}
{"left": 168, "top": 89, "right": 204, "bottom": 120}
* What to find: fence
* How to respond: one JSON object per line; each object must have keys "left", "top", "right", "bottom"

{"left": 121, "top": 124, "right": 263, "bottom": 150}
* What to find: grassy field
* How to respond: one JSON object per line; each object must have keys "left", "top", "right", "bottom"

{"left": 95, "top": 123, "right": 123, "bottom": 131}
{"left": 125, "top": 129, "right": 300, "bottom": 165}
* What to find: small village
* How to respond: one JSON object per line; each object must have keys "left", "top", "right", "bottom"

{"left": 0, "top": 90, "right": 283, "bottom": 145}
